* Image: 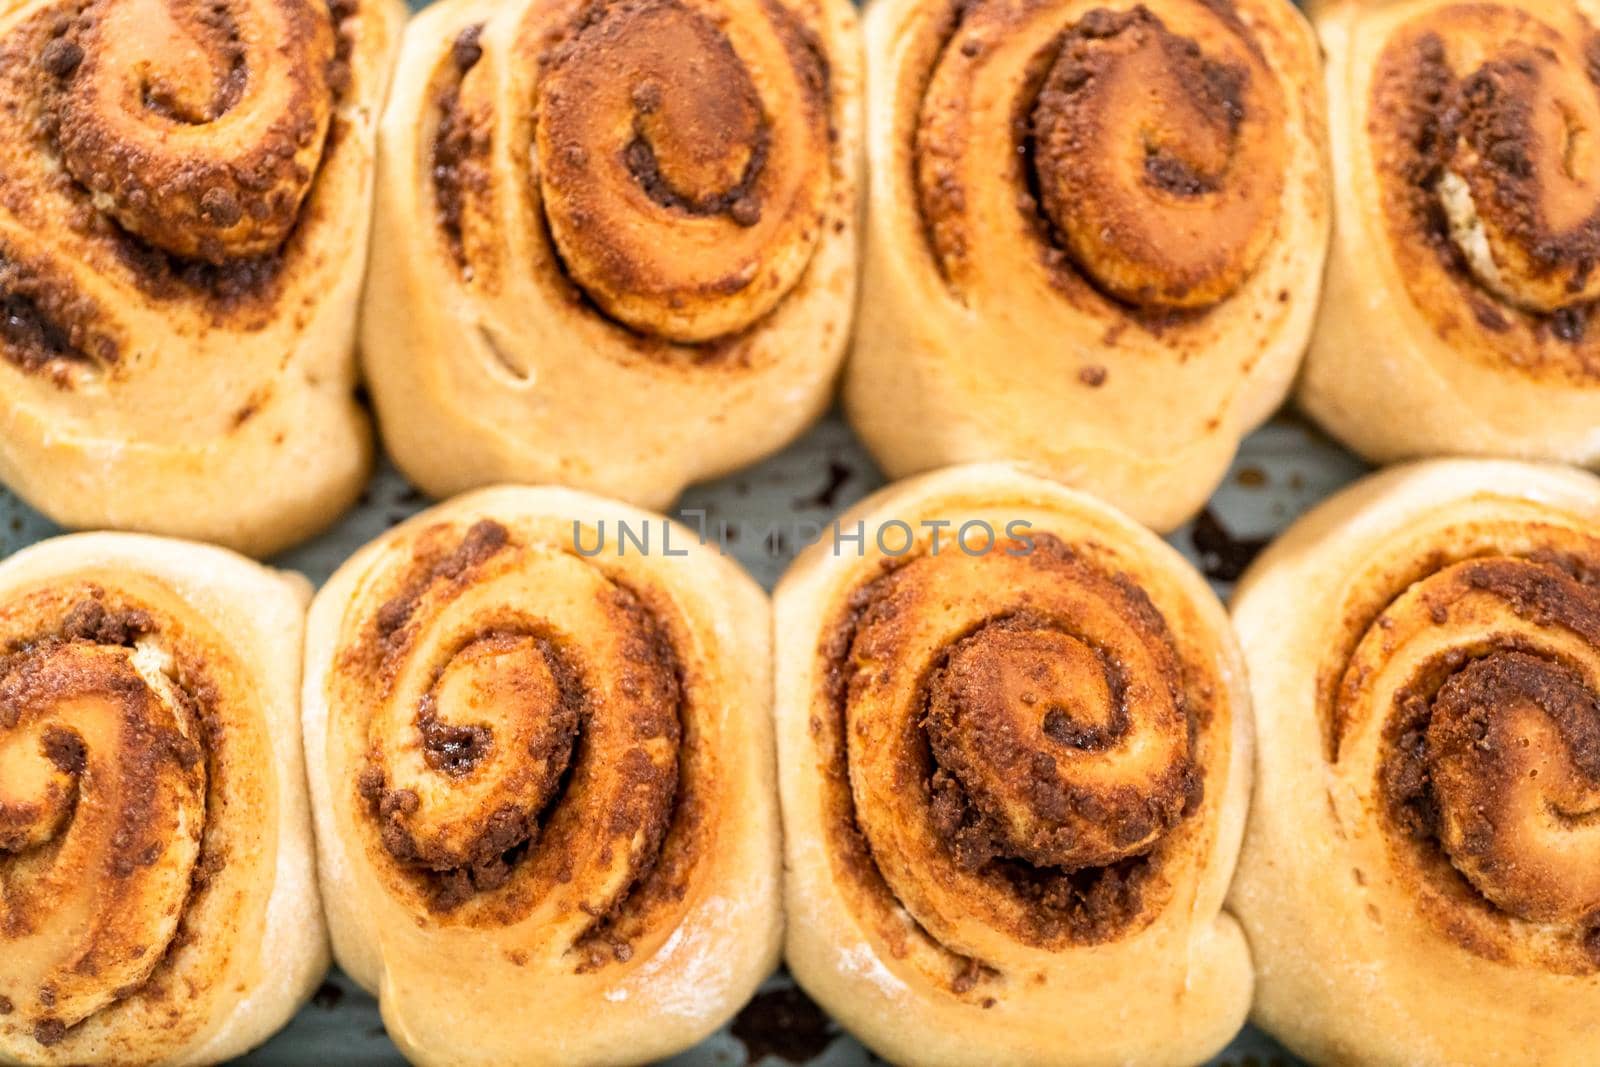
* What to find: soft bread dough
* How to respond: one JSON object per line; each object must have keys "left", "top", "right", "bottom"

{"left": 302, "top": 486, "right": 781, "bottom": 1066}
{"left": 775, "top": 463, "right": 1253, "bottom": 1066}
{"left": 845, "top": 0, "right": 1330, "bottom": 532}
{"left": 0, "top": 532, "right": 325, "bottom": 1066}
{"left": 0, "top": 0, "right": 405, "bottom": 556}
{"left": 1232, "top": 459, "right": 1600, "bottom": 1066}
{"left": 1299, "top": 0, "right": 1600, "bottom": 467}
{"left": 360, "top": 0, "right": 861, "bottom": 510}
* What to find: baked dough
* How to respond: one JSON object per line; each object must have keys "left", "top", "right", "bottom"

{"left": 845, "top": 0, "right": 1329, "bottom": 532}
{"left": 0, "top": 533, "right": 324, "bottom": 1065}
{"left": 1232, "top": 459, "right": 1600, "bottom": 1066}
{"left": 1300, "top": 0, "right": 1600, "bottom": 466}
{"left": 775, "top": 463, "right": 1253, "bottom": 1066}
{"left": 302, "top": 486, "right": 781, "bottom": 1066}
{"left": 361, "top": 0, "right": 861, "bottom": 510}
{"left": 0, "top": 0, "right": 404, "bottom": 556}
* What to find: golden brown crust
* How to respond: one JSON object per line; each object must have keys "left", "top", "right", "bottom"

{"left": 1232, "top": 460, "right": 1600, "bottom": 1066}
{"left": 1323, "top": 528, "right": 1600, "bottom": 974}
{"left": 429, "top": 0, "right": 836, "bottom": 345}
{"left": 50, "top": 0, "right": 337, "bottom": 264}
{"left": 361, "top": 0, "right": 859, "bottom": 509}
{"left": 815, "top": 533, "right": 1212, "bottom": 970}
{"left": 1370, "top": 2, "right": 1600, "bottom": 376}
{"left": 846, "top": 0, "right": 1328, "bottom": 533}
{"left": 0, "top": 0, "right": 403, "bottom": 555}
{"left": 330, "top": 517, "right": 703, "bottom": 949}
{"left": 530, "top": 0, "right": 832, "bottom": 341}
{"left": 776, "top": 464, "right": 1252, "bottom": 1067}
{"left": 303, "top": 487, "right": 780, "bottom": 1066}
{"left": 0, "top": 534, "right": 323, "bottom": 1066}
{"left": 917, "top": 0, "right": 1286, "bottom": 311}
{"left": 0, "top": 590, "right": 213, "bottom": 1048}
{"left": 1299, "top": 0, "right": 1600, "bottom": 468}
{"left": 1420, "top": 650, "right": 1600, "bottom": 930}
{"left": 0, "top": 0, "right": 364, "bottom": 368}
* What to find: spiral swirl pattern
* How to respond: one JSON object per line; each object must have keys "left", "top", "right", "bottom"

{"left": 830, "top": 538, "right": 1206, "bottom": 957}
{"left": 0, "top": 541, "right": 320, "bottom": 1065}
{"left": 431, "top": 0, "right": 834, "bottom": 344}
{"left": 336, "top": 518, "right": 694, "bottom": 951}
{"left": 1231, "top": 461, "right": 1600, "bottom": 1066}
{"left": 0, "top": 0, "right": 362, "bottom": 374}
{"left": 53, "top": 0, "right": 337, "bottom": 263}
{"left": 1331, "top": 528, "right": 1600, "bottom": 972}
{"left": 777, "top": 466, "right": 1251, "bottom": 1066}
{"left": 0, "top": 0, "right": 397, "bottom": 554}
{"left": 0, "top": 595, "right": 205, "bottom": 1046}
{"left": 917, "top": 0, "right": 1287, "bottom": 310}
{"left": 845, "top": 0, "right": 1325, "bottom": 534}
{"left": 305, "top": 489, "right": 779, "bottom": 1065}
{"left": 360, "top": 0, "right": 857, "bottom": 513}
{"left": 1370, "top": 0, "right": 1600, "bottom": 372}
{"left": 535, "top": 0, "right": 830, "bottom": 341}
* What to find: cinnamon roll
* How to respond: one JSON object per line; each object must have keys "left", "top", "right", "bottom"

{"left": 302, "top": 486, "right": 780, "bottom": 1065}
{"left": 845, "top": 0, "right": 1329, "bottom": 532}
{"left": 0, "top": 0, "right": 403, "bottom": 556}
{"left": 361, "top": 0, "right": 861, "bottom": 510}
{"left": 775, "top": 464, "right": 1252, "bottom": 1066}
{"left": 1302, "top": 0, "right": 1600, "bottom": 466}
{"left": 0, "top": 532, "right": 324, "bottom": 1065}
{"left": 1231, "top": 459, "right": 1600, "bottom": 1066}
